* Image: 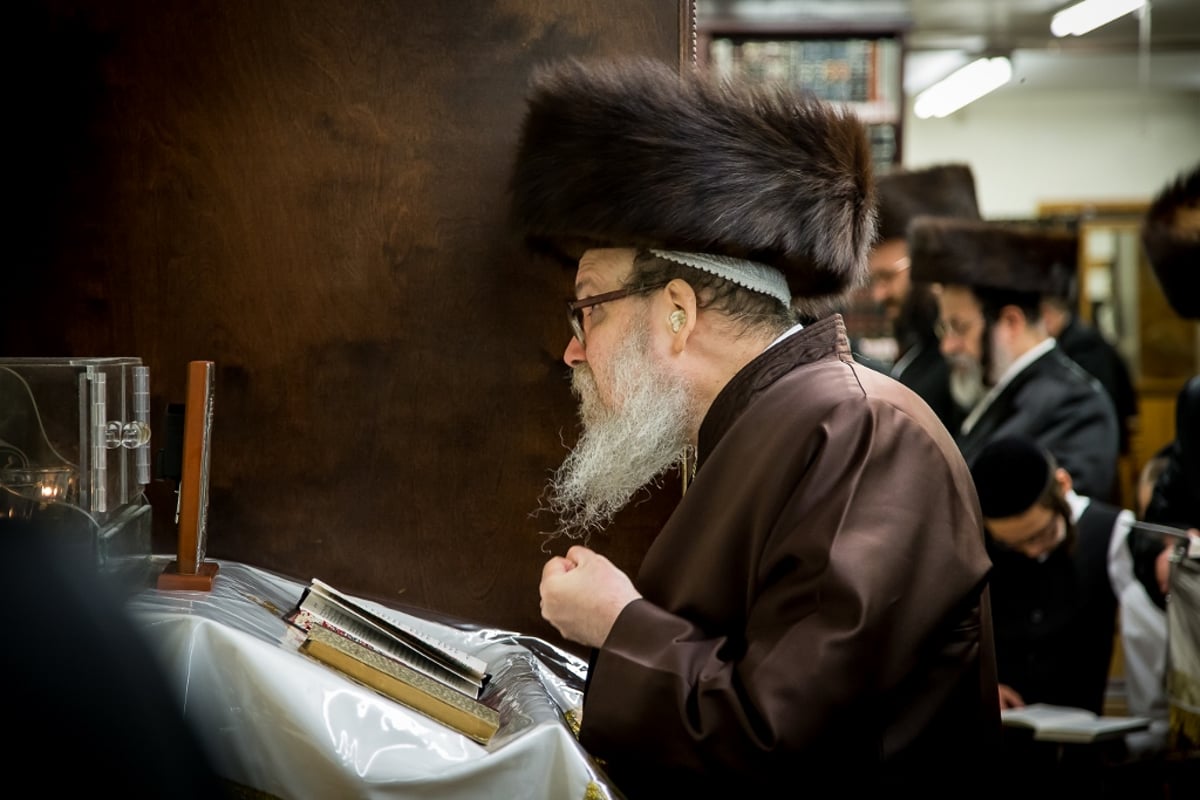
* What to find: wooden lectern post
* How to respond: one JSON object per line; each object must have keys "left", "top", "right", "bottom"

{"left": 158, "top": 361, "right": 220, "bottom": 591}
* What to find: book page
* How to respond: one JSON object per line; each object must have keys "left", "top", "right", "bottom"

{"left": 1001, "top": 704, "right": 1096, "bottom": 729}
{"left": 1001, "top": 703, "right": 1149, "bottom": 742}
{"left": 309, "top": 579, "right": 488, "bottom": 679}
{"left": 294, "top": 594, "right": 481, "bottom": 697}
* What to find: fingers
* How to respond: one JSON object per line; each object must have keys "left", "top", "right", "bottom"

{"left": 541, "top": 546, "right": 594, "bottom": 579}
{"left": 564, "top": 545, "right": 593, "bottom": 566}
{"left": 541, "top": 555, "right": 573, "bottom": 581}
{"left": 997, "top": 683, "right": 1024, "bottom": 710}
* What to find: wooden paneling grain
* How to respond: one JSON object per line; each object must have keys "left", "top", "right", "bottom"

{"left": 5, "top": 0, "right": 690, "bottom": 653}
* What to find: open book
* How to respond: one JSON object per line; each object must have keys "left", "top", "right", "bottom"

{"left": 285, "top": 578, "right": 489, "bottom": 698}
{"left": 299, "top": 624, "right": 500, "bottom": 744}
{"left": 1000, "top": 703, "right": 1150, "bottom": 743}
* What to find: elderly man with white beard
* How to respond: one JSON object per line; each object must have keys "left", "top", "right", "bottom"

{"left": 907, "top": 216, "right": 1120, "bottom": 500}
{"left": 508, "top": 57, "right": 1000, "bottom": 798}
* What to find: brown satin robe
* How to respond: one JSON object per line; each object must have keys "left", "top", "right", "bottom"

{"left": 580, "top": 314, "right": 1001, "bottom": 797}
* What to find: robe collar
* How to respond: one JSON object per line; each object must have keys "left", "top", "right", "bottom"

{"left": 697, "top": 313, "right": 852, "bottom": 471}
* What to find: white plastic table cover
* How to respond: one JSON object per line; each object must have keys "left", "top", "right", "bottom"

{"left": 126, "top": 557, "right": 621, "bottom": 800}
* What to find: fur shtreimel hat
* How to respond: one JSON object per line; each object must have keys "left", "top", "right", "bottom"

{"left": 1141, "top": 163, "right": 1199, "bottom": 320}
{"left": 509, "top": 57, "right": 876, "bottom": 305}
{"left": 970, "top": 435, "right": 1056, "bottom": 519}
{"left": 874, "top": 163, "right": 981, "bottom": 242}
{"left": 908, "top": 217, "right": 1077, "bottom": 296}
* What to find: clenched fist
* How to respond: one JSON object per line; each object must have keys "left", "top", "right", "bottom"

{"left": 539, "top": 545, "right": 642, "bottom": 648}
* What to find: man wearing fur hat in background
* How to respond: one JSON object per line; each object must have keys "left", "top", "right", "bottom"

{"left": 512, "top": 57, "right": 999, "bottom": 797}
{"left": 1140, "top": 163, "right": 1199, "bottom": 547}
{"left": 1137, "top": 164, "right": 1200, "bottom": 760}
{"left": 908, "top": 217, "right": 1120, "bottom": 499}
{"left": 866, "top": 163, "right": 982, "bottom": 433}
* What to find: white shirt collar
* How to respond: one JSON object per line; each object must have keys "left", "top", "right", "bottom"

{"left": 1066, "top": 488, "right": 1089, "bottom": 522}
{"left": 767, "top": 322, "right": 805, "bottom": 350}
{"left": 961, "top": 337, "right": 1057, "bottom": 435}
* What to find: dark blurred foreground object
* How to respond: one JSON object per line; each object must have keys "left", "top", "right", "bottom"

{"left": 1, "top": 517, "right": 232, "bottom": 798}
{"left": 1138, "top": 162, "right": 1200, "bottom": 785}
{"left": 1140, "top": 162, "right": 1199, "bottom": 537}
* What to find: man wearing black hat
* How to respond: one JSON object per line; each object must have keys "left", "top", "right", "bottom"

{"left": 908, "top": 217, "right": 1120, "bottom": 499}
{"left": 969, "top": 435, "right": 1172, "bottom": 795}
{"left": 867, "top": 163, "right": 982, "bottom": 432}
{"left": 969, "top": 434, "right": 1163, "bottom": 717}
{"left": 512, "top": 57, "right": 999, "bottom": 796}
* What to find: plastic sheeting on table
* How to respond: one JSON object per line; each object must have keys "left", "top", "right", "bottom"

{"left": 128, "top": 558, "right": 621, "bottom": 800}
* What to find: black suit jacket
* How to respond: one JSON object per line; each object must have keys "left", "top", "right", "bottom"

{"left": 893, "top": 338, "right": 963, "bottom": 434}
{"left": 957, "top": 345, "right": 1120, "bottom": 499}
{"left": 1056, "top": 316, "right": 1137, "bottom": 453}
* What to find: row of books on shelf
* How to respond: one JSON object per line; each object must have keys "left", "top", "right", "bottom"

{"left": 707, "top": 36, "right": 901, "bottom": 110}
{"left": 284, "top": 577, "right": 500, "bottom": 744}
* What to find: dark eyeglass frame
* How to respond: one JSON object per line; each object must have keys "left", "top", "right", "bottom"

{"left": 1000, "top": 509, "right": 1063, "bottom": 551}
{"left": 933, "top": 314, "right": 985, "bottom": 341}
{"left": 566, "top": 282, "right": 669, "bottom": 346}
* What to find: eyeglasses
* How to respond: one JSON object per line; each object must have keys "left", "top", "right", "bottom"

{"left": 867, "top": 257, "right": 911, "bottom": 287}
{"left": 934, "top": 315, "right": 984, "bottom": 340}
{"left": 1000, "top": 511, "right": 1063, "bottom": 552}
{"left": 566, "top": 282, "right": 668, "bottom": 346}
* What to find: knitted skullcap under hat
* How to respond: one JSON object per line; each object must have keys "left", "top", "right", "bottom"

{"left": 508, "top": 56, "right": 877, "bottom": 312}
{"left": 969, "top": 435, "right": 1056, "bottom": 519}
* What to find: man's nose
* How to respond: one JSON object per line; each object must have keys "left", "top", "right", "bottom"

{"left": 869, "top": 282, "right": 888, "bottom": 306}
{"left": 564, "top": 336, "right": 586, "bottom": 368}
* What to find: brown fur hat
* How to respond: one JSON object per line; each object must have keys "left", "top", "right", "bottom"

{"left": 874, "top": 163, "right": 981, "bottom": 242}
{"left": 1141, "top": 163, "right": 1199, "bottom": 320}
{"left": 908, "top": 217, "right": 1076, "bottom": 295}
{"left": 509, "top": 57, "right": 876, "bottom": 301}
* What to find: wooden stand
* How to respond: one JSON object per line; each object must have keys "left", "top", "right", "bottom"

{"left": 157, "top": 560, "right": 219, "bottom": 591}
{"left": 158, "top": 360, "right": 220, "bottom": 591}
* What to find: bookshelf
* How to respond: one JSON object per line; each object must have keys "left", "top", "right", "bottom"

{"left": 696, "top": 28, "right": 904, "bottom": 167}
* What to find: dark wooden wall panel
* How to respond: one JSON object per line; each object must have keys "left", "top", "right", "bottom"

{"left": 6, "top": 0, "right": 690, "bottom": 651}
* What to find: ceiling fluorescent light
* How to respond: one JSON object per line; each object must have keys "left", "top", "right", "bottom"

{"left": 1051, "top": 0, "right": 1146, "bottom": 37}
{"left": 913, "top": 57, "right": 1013, "bottom": 119}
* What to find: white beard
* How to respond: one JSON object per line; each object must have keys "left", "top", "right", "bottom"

{"left": 948, "top": 353, "right": 986, "bottom": 410}
{"left": 542, "top": 317, "right": 696, "bottom": 542}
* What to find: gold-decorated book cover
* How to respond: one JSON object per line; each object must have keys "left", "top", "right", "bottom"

{"left": 300, "top": 624, "right": 500, "bottom": 745}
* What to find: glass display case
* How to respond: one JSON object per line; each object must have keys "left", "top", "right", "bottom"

{"left": 0, "top": 357, "right": 153, "bottom": 579}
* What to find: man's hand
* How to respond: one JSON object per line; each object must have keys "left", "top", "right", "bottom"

{"left": 1156, "top": 540, "right": 1174, "bottom": 596}
{"left": 539, "top": 545, "right": 641, "bottom": 648}
{"left": 1157, "top": 529, "right": 1200, "bottom": 596}
{"left": 998, "top": 683, "right": 1024, "bottom": 710}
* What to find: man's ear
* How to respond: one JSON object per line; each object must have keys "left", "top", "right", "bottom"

{"left": 1054, "top": 466, "right": 1073, "bottom": 496}
{"left": 662, "top": 279, "right": 698, "bottom": 350}
{"left": 999, "top": 304, "right": 1027, "bottom": 330}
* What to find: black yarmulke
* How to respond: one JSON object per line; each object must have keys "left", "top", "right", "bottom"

{"left": 969, "top": 435, "right": 1054, "bottom": 518}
